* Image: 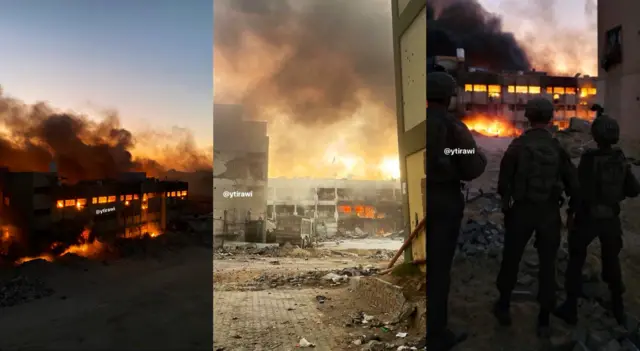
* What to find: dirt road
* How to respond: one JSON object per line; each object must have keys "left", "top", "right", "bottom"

{"left": 0, "top": 247, "right": 213, "bottom": 350}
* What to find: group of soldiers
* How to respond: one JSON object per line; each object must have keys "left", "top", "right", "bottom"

{"left": 426, "top": 71, "right": 640, "bottom": 351}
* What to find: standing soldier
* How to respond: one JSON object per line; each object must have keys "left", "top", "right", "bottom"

{"left": 426, "top": 71, "right": 487, "bottom": 350}
{"left": 493, "top": 97, "right": 579, "bottom": 337}
{"left": 555, "top": 115, "right": 640, "bottom": 325}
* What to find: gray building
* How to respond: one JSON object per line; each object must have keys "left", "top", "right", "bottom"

{"left": 213, "top": 104, "right": 269, "bottom": 236}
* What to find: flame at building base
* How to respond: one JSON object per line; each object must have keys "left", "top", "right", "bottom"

{"left": 462, "top": 113, "right": 592, "bottom": 137}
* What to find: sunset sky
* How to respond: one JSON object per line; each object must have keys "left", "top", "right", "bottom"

{"left": 0, "top": 0, "right": 213, "bottom": 146}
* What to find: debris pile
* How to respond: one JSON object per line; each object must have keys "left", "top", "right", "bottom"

{"left": 0, "top": 275, "right": 54, "bottom": 307}
{"left": 344, "top": 310, "right": 426, "bottom": 350}
{"left": 248, "top": 266, "right": 379, "bottom": 290}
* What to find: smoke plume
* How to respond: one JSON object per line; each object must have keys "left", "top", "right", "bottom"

{"left": 429, "top": 0, "right": 597, "bottom": 76}
{"left": 214, "top": 0, "right": 399, "bottom": 180}
{"left": 0, "top": 88, "right": 212, "bottom": 184}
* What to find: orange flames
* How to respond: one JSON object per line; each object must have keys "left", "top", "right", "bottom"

{"left": 14, "top": 228, "right": 107, "bottom": 265}
{"left": 462, "top": 114, "right": 522, "bottom": 137}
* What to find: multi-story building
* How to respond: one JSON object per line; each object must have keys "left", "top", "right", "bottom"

{"left": 598, "top": 0, "right": 640, "bottom": 138}
{"left": 213, "top": 104, "right": 269, "bottom": 237}
{"left": 392, "top": 0, "right": 426, "bottom": 269}
{"left": 266, "top": 178, "right": 402, "bottom": 236}
{"left": 0, "top": 167, "right": 188, "bottom": 257}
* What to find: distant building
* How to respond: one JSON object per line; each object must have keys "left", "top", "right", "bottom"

{"left": 213, "top": 104, "right": 269, "bottom": 237}
{"left": 598, "top": 0, "right": 639, "bottom": 138}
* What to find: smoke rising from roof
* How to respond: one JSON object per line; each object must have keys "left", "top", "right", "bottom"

{"left": 0, "top": 88, "right": 211, "bottom": 183}
{"left": 214, "top": 0, "right": 399, "bottom": 179}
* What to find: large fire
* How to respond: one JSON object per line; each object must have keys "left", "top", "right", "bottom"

{"left": 462, "top": 114, "right": 522, "bottom": 137}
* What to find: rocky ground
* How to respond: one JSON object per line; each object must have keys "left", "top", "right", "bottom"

{"left": 444, "top": 132, "right": 640, "bottom": 351}
{"left": 213, "top": 242, "right": 427, "bottom": 350}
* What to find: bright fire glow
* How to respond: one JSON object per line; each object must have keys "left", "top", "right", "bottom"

{"left": 379, "top": 157, "right": 400, "bottom": 180}
{"left": 463, "top": 114, "right": 522, "bottom": 137}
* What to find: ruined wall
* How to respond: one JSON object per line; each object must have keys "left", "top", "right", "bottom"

{"left": 213, "top": 104, "right": 269, "bottom": 235}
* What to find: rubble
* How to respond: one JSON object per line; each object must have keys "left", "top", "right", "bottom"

{"left": 0, "top": 275, "right": 54, "bottom": 307}
{"left": 246, "top": 266, "right": 379, "bottom": 290}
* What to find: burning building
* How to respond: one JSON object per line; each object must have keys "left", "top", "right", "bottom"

{"left": 0, "top": 167, "right": 188, "bottom": 258}
{"left": 433, "top": 54, "right": 601, "bottom": 136}
{"left": 267, "top": 178, "right": 402, "bottom": 237}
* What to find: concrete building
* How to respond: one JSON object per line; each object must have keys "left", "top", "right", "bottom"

{"left": 392, "top": 0, "right": 426, "bottom": 268}
{"left": 598, "top": 0, "right": 640, "bottom": 138}
{"left": 213, "top": 104, "right": 269, "bottom": 236}
{"left": 266, "top": 178, "right": 402, "bottom": 236}
{"left": 0, "top": 168, "right": 188, "bottom": 257}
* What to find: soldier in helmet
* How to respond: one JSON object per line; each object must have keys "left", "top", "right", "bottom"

{"left": 493, "top": 97, "right": 579, "bottom": 337}
{"left": 554, "top": 115, "right": 640, "bottom": 326}
{"left": 426, "top": 71, "right": 487, "bottom": 350}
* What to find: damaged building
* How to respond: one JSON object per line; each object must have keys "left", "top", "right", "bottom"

{"left": 0, "top": 166, "right": 188, "bottom": 257}
{"left": 213, "top": 104, "right": 269, "bottom": 239}
{"left": 266, "top": 178, "right": 402, "bottom": 238}
{"left": 433, "top": 54, "right": 601, "bottom": 133}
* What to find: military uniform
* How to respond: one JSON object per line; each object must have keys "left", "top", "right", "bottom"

{"left": 555, "top": 115, "right": 640, "bottom": 325}
{"left": 426, "top": 72, "right": 487, "bottom": 350}
{"left": 493, "top": 98, "right": 579, "bottom": 335}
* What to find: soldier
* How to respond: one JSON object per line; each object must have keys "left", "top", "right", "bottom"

{"left": 493, "top": 97, "right": 579, "bottom": 337}
{"left": 426, "top": 71, "right": 487, "bottom": 351}
{"left": 555, "top": 115, "right": 640, "bottom": 325}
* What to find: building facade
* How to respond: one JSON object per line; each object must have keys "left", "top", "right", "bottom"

{"left": 392, "top": 0, "right": 426, "bottom": 268}
{"left": 213, "top": 104, "right": 269, "bottom": 236}
{"left": 266, "top": 178, "right": 402, "bottom": 236}
{"left": 598, "top": 0, "right": 640, "bottom": 138}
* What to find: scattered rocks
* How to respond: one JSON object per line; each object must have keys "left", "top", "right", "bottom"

{"left": 247, "top": 266, "right": 380, "bottom": 290}
{"left": 456, "top": 217, "right": 505, "bottom": 258}
{"left": 0, "top": 275, "right": 54, "bottom": 307}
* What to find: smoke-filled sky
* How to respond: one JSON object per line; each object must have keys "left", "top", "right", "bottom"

{"left": 0, "top": 0, "right": 213, "bottom": 148}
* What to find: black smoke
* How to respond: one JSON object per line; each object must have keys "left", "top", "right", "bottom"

{"left": 428, "top": 0, "right": 531, "bottom": 71}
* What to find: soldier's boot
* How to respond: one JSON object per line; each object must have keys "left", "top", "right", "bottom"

{"left": 553, "top": 297, "right": 578, "bottom": 326}
{"left": 492, "top": 298, "right": 512, "bottom": 326}
{"left": 611, "top": 294, "right": 625, "bottom": 325}
{"left": 428, "top": 328, "right": 468, "bottom": 351}
{"left": 537, "top": 308, "right": 552, "bottom": 338}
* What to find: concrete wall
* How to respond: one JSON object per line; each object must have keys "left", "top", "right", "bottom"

{"left": 213, "top": 104, "right": 269, "bottom": 235}
{"left": 598, "top": 0, "right": 640, "bottom": 138}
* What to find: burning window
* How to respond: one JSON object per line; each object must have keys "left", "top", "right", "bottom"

{"left": 133, "top": 194, "right": 139, "bottom": 200}
{"left": 338, "top": 205, "right": 351, "bottom": 213}
{"left": 528, "top": 86, "right": 541, "bottom": 94}
{"left": 64, "top": 199, "right": 75, "bottom": 207}
{"left": 546, "top": 87, "right": 553, "bottom": 94}
{"left": 488, "top": 85, "right": 500, "bottom": 94}
{"left": 472, "top": 84, "right": 486, "bottom": 92}
{"left": 507, "top": 86, "right": 515, "bottom": 93}
{"left": 92, "top": 197, "right": 97, "bottom": 204}
{"left": 182, "top": 191, "right": 188, "bottom": 196}
{"left": 126, "top": 195, "right": 133, "bottom": 201}
{"left": 565, "top": 87, "right": 576, "bottom": 95}
{"left": 515, "top": 86, "right": 528, "bottom": 94}
{"left": 107, "top": 196, "right": 116, "bottom": 203}
{"left": 98, "top": 196, "right": 107, "bottom": 204}
{"left": 77, "top": 199, "right": 87, "bottom": 206}
{"left": 120, "top": 195, "right": 124, "bottom": 201}
{"left": 553, "top": 87, "right": 565, "bottom": 94}
{"left": 588, "top": 88, "right": 596, "bottom": 95}
{"left": 464, "top": 84, "right": 473, "bottom": 92}
{"left": 171, "top": 192, "right": 176, "bottom": 197}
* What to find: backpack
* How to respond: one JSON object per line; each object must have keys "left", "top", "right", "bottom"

{"left": 513, "top": 136, "right": 562, "bottom": 203}
{"left": 589, "top": 148, "right": 627, "bottom": 217}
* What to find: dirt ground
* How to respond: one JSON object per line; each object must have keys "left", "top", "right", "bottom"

{"left": 443, "top": 135, "right": 640, "bottom": 350}
{"left": 0, "top": 245, "right": 213, "bottom": 350}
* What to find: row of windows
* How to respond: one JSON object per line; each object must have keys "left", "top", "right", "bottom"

{"left": 465, "top": 103, "right": 597, "bottom": 112}
{"left": 57, "top": 191, "right": 188, "bottom": 208}
{"left": 464, "top": 84, "right": 597, "bottom": 96}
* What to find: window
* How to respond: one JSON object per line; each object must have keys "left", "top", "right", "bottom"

{"left": 588, "top": 87, "right": 597, "bottom": 95}
{"left": 546, "top": 87, "right": 553, "bottom": 94}
{"left": 602, "top": 25, "right": 622, "bottom": 71}
{"left": 182, "top": 191, "right": 188, "bottom": 196}
{"left": 507, "top": 86, "right": 515, "bottom": 93}
{"left": 92, "top": 197, "right": 98, "bottom": 204}
{"left": 126, "top": 195, "right": 133, "bottom": 201}
{"left": 464, "top": 84, "right": 473, "bottom": 92}
{"left": 565, "top": 87, "right": 576, "bottom": 95}
{"left": 107, "top": 196, "right": 116, "bottom": 203}
{"left": 171, "top": 192, "right": 176, "bottom": 197}
{"left": 528, "top": 86, "right": 541, "bottom": 94}
{"left": 488, "top": 85, "right": 501, "bottom": 94}
{"left": 133, "top": 194, "right": 139, "bottom": 200}
{"left": 64, "top": 199, "right": 75, "bottom": 207}
{"left": 120, "top": 195, "right": 125, "bottom": 201}
{"left": 98, "top": 196, "right": 108, "bottom": 204}
{"left": 472, "top": 84, "right": 486, "bottom": 92}
{"left": 77, "top": 199, "right": 87, "bottom": 206}
{"left": 553, "top": 87, "right": 565, "bottom": 94}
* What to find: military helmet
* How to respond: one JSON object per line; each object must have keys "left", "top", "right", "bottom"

{"left": 427, "top": 71, "right": 457, "bottom": 101}
{"left": 591, "top": 114, "right": 620, "bottom": 145}
{"left": 524, "top": 97, "right": 554, "bottom": 123}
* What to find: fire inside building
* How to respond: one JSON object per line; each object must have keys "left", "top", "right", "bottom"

{"left": 430, "top": 51, "right": 601, "bottom": 136}
{"left": 0, "top": 165, "right": 188, "bottom": 259}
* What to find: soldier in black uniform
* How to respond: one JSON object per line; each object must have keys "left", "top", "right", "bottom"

{"left": 555, "top": 115, "right": 640, "bottom": 325}
{"left": 427, "top": 71, "right": 487, "bottom": 351}
{"left": 493, "top": 97, "right": 579, "bottom": 337}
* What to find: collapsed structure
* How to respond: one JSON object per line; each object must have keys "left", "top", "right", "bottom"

{"left": 0, "top": 166, "right": 188, "bottom": 257}
{"left": 267, "top": 178, "right": 402, "bottom": 238}
{"left": 432, "top": 53, "right": 601, "bottom": 135}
